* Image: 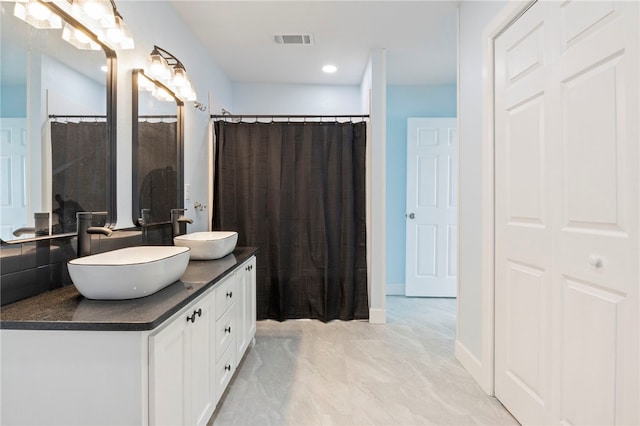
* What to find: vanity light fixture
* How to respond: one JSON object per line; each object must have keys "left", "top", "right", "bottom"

{"left": 104, "top": 2, "right": 134, "bottom": 50}
{"left": 14, "top": 0, "right": 62, "bottom": 29}
{"left": 146, "top": 45, "right": 198, "bottom": 102}
{"left": 72, "top": 0, "right": 134, "bottom": 50}
{"left": 14, "top": 0, "right": 134, "bottom": 51}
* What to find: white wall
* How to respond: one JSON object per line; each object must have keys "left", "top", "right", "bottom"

{"left": 114, "top": 1, "right": 233, "bottom": 231}
{"left": 455, "top": 0, "right": 506, "bottom": 394}
{"left": 232, "top": 83, "right": 361, "bottom": 115}
{"left": 44, "top": 55, "right": 105, "bottom": 116}
{"left": 366, "top": 49, "right": 387, "bottom": 324}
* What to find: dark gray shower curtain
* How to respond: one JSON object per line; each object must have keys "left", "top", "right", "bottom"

{"left": 137, "top": 121, "right": 178, "bottom": 223}
{"left": 213, "top": 120, "right": 368, "bottom": 322}
{"left": 51, "top": 121, "right": 107, "bottom": 233}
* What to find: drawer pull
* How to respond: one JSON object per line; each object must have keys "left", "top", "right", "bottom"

{"left": 186, "top": 308, "right": 202, "bottom": 323}
{"left": 225, "top": 326, "right": 232, "bottom": 333}
{"left": 226, "top": 291, "right": 233, "bottom": 298}
{"left": 224, "top": 364, "right": 232, "bottom": 372}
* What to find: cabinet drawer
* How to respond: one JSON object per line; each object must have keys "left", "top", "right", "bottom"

{"left": 215, "top": 274, "right": 236, "bottom": 319}
{"left": 215, "top": 305, "right": 235, "bottom": 362}
{"left": 215, "top": 343, "right": 237, "bottom": 401}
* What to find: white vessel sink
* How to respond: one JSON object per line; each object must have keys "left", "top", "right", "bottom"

{"left": 68, "top": 246, "right": 190, "bottom": 300}
{"left": 173, "top": 231, "right": 238, "bottom": 260}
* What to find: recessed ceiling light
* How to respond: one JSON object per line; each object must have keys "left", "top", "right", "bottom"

{"left": 322, "top": 64, "right": 337, "bottom": 74}
{"left": 100, "top": 65, "right": 108, "bottom": 72}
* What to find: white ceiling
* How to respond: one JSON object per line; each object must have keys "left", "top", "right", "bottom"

{"left": 170, "top": 1, "right": 459, "bottom": 86}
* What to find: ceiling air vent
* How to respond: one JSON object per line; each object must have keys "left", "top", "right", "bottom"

{"left": 274, "top": 34, "right": 313, "bottom": 45}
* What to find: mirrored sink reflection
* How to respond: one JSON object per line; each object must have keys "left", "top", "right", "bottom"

{"left": 174, "top": 231, "right": 238, "bottom": 260}
{"left": 68, "top": 246, "right": 190, "bottom": 300}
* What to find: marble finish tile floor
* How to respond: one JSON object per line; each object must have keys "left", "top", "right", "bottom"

{"left": 208, "top": 296, "right": 518, "bottom": 426}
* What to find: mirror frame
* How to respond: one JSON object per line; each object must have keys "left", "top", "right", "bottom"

{"left": 1, "top": 1, "right": 117, "bottom": 243}
{"left": 131, "top": 68, "right": 184, "bottom": 227}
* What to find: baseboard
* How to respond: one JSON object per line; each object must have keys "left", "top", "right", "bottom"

{"left": 455, "top": 339, "right": 493, "bottom": 395}
{"left": 386, "top": 282, "right": 405, "bottom": 295}
{"left": 368, "top": 308, "right": 387, "bottom": 324}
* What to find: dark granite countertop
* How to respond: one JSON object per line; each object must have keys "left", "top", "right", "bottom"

{"left": 0, "top": 247, "right": 258, "bottom": 331}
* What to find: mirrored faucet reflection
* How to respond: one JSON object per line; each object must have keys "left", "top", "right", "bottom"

{"left": 139, "top": 208, "right": 151, "bottom": 244}
{"left": 170, "top": 208, "right": 193, "bottom": 239}
{"left": 77, "top": 212, "right": 113, "bottom": 257}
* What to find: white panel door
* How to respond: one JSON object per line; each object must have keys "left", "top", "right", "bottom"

{"left": 0, "top": 118, "right": 28, "bottom": 240}
{"left": 494, "top": 1, "right": 639, "bottom": 424}
{"left": 406, "top": 117, "right": 457, "bottom": 297}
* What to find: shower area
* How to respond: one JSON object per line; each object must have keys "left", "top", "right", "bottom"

{"left": 212, "top": 116, "right": 369, "bottom": 322}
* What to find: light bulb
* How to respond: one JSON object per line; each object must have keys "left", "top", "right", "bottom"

{"left": 149, "top": 54, "right": 170, "bottom": 80}
{"left": 83, "top": 0, "right": 106, "bottom": 20}
{"left": 173, "top": 67, "right": 187, "bottom": 88}
{"left": 27, "top": 2, "right": 50, "bottom": 21}
{"left": 106, "top": 26, "right": 123, "bottom": 43}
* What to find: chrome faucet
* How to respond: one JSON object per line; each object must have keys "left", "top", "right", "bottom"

{"left": 139, "top": 208, "right": 151, "bottom": 226}
{"left": 170, "top": 208, "right": 193, "bottom": 239}
{"left": 77, "top": 212, "right": 113, "bottom": 257}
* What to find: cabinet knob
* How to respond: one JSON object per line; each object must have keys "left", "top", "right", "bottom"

{"left": 226, "top": 291, "right": 233, "bottom": 298}
{"left": 195, "top": 308, "right": 202, "bottom": 317}
{"left": 224, "top": 364, "right": 231, "bottom": 372}
{"left": 588, "top": 255, "right": 603, "bottom": 268}
{"left": 225, "top": 326, "right": 231, "bottom": 333}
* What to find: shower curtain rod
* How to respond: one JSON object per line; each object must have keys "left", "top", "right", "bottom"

{"left": 138, "top": 114, "right": 178, "bottom": 119}
{"left": 211, "top": 114, "right": 369, "bottom": 120}
{"left": 49, "top": 114, "right": 106, "bottom": 119}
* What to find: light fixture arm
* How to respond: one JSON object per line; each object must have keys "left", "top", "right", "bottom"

{"left": 151, "top": 45, "right": 186, "bottom": 71}
{"left": 108, "top": 0, "right": 122, "bottom": 19}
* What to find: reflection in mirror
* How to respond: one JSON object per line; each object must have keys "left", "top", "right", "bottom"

{"left": 132, "top": 69, "right": 183, "bottom": 227}
{"left": 0, "top": 2, "right": 116, "bottom": 242}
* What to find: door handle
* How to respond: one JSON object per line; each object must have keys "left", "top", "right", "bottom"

{"left": 407, "top": 213, "right": 415, "bottom": 219}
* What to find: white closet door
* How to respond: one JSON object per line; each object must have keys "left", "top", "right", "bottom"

{"left": 494, "top": 2, "right": 555, "bottom": 423}
{"left": 494, "top": 1, "right": 638, "bottom": 424}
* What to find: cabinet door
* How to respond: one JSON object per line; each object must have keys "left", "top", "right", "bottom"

{"left": 149, "top": 310, "right": 189, "bottom": 426}
{"left": 150, "top": 290, "right": 216, "bottom": 426}
{"left": 236, "top": 264, "right": 248, "bottom": 358}
{"left": 188, "top": 293, "right": 215, "bottom": 426}
{"left": 236, "top": 257, "right": 256, "bottom": 359}
{"left": 246, "top": 257, "right": 256, "bottom": 339}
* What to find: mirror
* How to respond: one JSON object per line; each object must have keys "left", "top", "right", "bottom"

{"left": 0, "top": 1, "right": 116, "bottom": 242}
{"left": 132, "top": 69, "right": 184, "bottom": 226}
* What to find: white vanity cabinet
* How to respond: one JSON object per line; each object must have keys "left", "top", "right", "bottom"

{"left": 149, "top": 284, "right": 216, "bottom": 426}
{"left": 0, "top": 252, "right": 257, "bottom": 426}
